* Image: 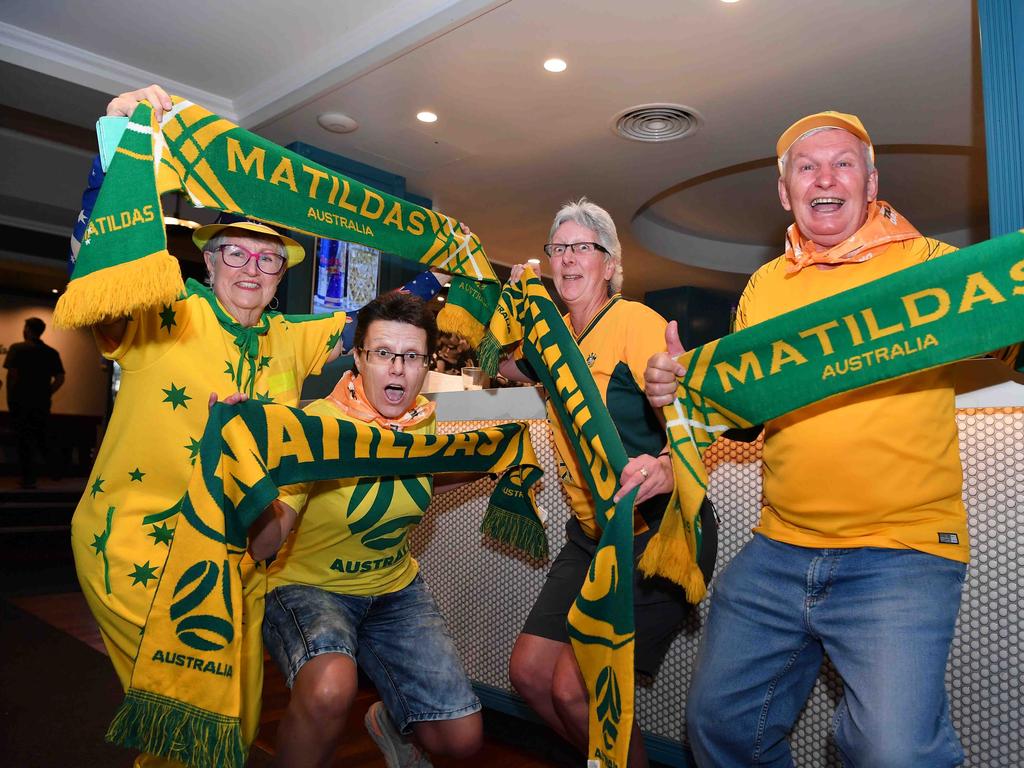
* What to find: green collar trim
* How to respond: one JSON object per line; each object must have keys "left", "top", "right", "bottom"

{"left": 574, "top": 294, "right": 621, "bottom": 344}
{"left": 186, "top": 278, "right": 270, "bottom": 396}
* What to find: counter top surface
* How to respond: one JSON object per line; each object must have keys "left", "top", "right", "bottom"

{"left": 424, "top": 386, "right": 547, "bottom": 421}
{"left": 422, "top": 360, "right": 1024, "bottom": 424}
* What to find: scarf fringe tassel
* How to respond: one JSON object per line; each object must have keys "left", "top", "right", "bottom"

{"left": 437, "top": 303, "right": 486, "bottom": 348}
{"left": 637, "top": 532, "right": 707, "bottom": 604}
{"left": 55, "top": 251, "right": 184, "bottom": 329}
{"left": 476, "top": 331, "right": 502, "bottom": 377}
{"left": 106, "top": 688, "right": 247, "bottom": 768}
{"left": 482, "top": 504, "right": 548, "bottom": 559}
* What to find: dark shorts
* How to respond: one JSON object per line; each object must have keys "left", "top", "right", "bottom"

{"left": 521, "top": 505, "right": 716, "bottom": 679}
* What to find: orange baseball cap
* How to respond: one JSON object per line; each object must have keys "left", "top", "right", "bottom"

{"left": 776, "top": 111, "right": 874, "bottom": 173}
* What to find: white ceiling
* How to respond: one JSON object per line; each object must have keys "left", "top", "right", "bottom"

{"left": 0, "top": 0, "right": 987, "bottom": 298}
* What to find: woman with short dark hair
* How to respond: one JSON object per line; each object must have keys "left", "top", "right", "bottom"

{"left": 251, "top": 291, "right": 482, "bottom": 768}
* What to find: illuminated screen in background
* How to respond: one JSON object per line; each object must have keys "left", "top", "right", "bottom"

{"left": 311, "top": 238, "right": 381, "bottom": 314}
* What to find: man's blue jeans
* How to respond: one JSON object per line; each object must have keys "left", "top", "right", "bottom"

{"left": 687, "top": 534, "right": 966, "bottom": 767}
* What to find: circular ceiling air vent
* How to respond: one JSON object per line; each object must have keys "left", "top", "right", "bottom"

{"left": 612, "top": 103, "right": 702, "bottom": 143}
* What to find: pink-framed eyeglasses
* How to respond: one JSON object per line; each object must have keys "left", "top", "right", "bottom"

{"left": 213, "top": 244, "right": 286, "bottom": 275}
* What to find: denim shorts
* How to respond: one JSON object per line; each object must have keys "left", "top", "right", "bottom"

{"left": 263, "top": 575, "right": 481, "bottom": 732}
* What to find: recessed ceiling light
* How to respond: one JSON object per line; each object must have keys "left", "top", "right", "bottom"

{"left": 543, "top": 58, "right": 567, "bottom": 73}
{"left": 51, "top": 288, "right": 59, "bottom": 294}
{"left": 317, "top": 112, "right": 359, "bottom": 134}
{"left": 417, "top": 111, "right": 438, "bottom": 123}
{"left": 720, "top": 0, "right": 741, "bottom": 3}
{"left": 527, "top": 258, "right": 541, "bottom": 265}
{"left": 437, "top": 295, "right": 445, "bottom": 302}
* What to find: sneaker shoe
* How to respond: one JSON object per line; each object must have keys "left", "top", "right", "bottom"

{"left": 364, "top": 701, "right": 433, "bottom": 768}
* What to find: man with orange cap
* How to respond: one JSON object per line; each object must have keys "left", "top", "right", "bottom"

{"left": 643, "top": 112, "right": 1005, "bottom": 766}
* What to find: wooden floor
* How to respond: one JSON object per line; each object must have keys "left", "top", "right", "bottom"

{"left": 10, "top": 590, "right": 572, "bottom": 767}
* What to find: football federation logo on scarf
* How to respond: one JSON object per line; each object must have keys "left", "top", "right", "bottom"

{"left": 171, "top": 559, "right": 234, "bottom": 652}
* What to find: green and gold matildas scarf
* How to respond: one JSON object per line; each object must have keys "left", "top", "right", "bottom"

{"left": 106, "top": 400, "right": 544, "bottom": 768}
{"left": 481, "top": 270, "right": 642, "bottom": 768}
{"left": 54, "top": 96, "right": 499, "bottom": 343}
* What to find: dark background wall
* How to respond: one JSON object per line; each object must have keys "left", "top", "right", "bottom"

{"left": 644, "top": 285, "right": 740, "bottom": 350}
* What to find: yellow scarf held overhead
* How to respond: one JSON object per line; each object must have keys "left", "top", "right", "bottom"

{"left": 55, "top": 96, "right": 499, "bottom": 344}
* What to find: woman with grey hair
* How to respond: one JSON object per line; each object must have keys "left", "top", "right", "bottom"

{"left": 548, "top": 197, "right": 625, "bottom": 295}
{"left": 500, "top": 198, "right": 714, "bottom": 766}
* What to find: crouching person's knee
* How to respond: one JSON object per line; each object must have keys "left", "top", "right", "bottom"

{"left": 416, "top": 712, "right": 483, "bottom": 759}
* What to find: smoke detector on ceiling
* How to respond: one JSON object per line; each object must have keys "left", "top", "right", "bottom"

{"left": 317, "top": 112, "right": 359, "bottom": 134}
{"left": 612, "top": 103, "right": 702, "bottom": 143}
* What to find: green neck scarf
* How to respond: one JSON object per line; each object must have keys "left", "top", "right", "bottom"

{"left": 482, "top": 270, "right": 640, "bottom": 768}
{"left": 186, "top": 279, "right": 270, "bottom": 397}
{"left": 107, "top": 400, "right": 545, "bottom": 768}
{"left": 55, "top": 96, "right": 499, "bottom": 343}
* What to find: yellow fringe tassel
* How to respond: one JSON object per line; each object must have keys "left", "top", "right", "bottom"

{"left": 638, "top": 530, "right": 707, "bottom": 604}
{"left": 436, "top": 303, "right": 486, "bottom": 348}
{"left": 55, "top": 251, "right": 184, "bottom": 329}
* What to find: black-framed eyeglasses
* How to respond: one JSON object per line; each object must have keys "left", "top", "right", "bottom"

{"left": 357, "top": 348, "right": 430, "bottom": 367}
{"left": 214, "top": 244, "right": 287, "bottom": 275}
{"left": 542, "top": 241, "right": 609, "bottom": 258}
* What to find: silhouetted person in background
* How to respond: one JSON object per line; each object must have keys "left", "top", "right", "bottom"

{"left": 431, "top": 332, "right": 476, "bottom": 374}
{"left": 4, "top": 317, "right": 64, "bottom": 488}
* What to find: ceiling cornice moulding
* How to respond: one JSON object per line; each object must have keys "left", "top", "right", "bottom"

{"left": 0, "top": 21, "right": 237, "bottom": 121}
